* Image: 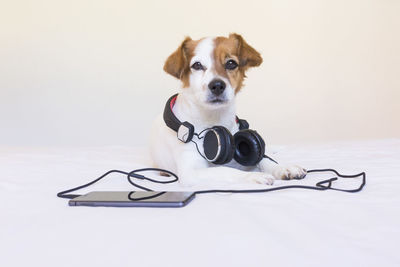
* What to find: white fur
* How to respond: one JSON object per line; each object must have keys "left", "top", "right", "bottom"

{"left": 188, "top": 37, "right": 235, "bottom": 110}
{"left": 150, "top": 37, "right": 306, "bottom": 186}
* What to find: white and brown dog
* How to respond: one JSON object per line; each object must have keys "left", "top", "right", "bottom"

{"left": 150, "top": 33, "right": 306, "bottom": 186}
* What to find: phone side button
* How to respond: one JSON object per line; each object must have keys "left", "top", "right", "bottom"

{"left": 68, "top": 200, "right": 76, "bottom": 206}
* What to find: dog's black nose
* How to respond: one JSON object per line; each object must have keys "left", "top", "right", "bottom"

{"left": 208, "top": 79, "right": 226, "bottom": 96}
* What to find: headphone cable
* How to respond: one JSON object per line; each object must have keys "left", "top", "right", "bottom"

{"left": 57, "top": 164, "right": 366, "bottom": 200}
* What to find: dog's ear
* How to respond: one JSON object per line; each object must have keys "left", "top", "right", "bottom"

{"left": 229, "top": 33, "right": 262, "bottom": 69}
{"left": 163, "top": 37, "right": 192, "bottom": 79}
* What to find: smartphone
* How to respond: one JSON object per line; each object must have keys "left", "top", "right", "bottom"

{"left": 68, "top": 191, "right": 195, "bottom": 208}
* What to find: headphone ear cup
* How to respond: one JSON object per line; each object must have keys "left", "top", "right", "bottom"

{"left": 203, "top": 126, "right": 235, "bottom": 165}
{"left": 215, "top": 127, "right": 235, "bottom": 165}
{"left": 233, "top": 130, "right": 265, "bottom": 166}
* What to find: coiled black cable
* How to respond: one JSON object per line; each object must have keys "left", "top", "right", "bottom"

{"left": 57, "top": 157, "right": 366, "bottom": 200}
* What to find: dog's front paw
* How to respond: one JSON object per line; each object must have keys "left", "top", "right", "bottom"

{"left": 273, "top": 165, "right": 307, "bottom": 180}
{"left": 246, "top": 173, "right": 275, "bottom": 185}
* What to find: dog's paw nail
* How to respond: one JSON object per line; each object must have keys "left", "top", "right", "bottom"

{"left": 266, "top": 177, "right": 274, "bottom": 185}
{"left": 248, "top": 173, "right": 274, "bottom": 185}
{"left": 275, "top": 165, "right": 307, "bottom": 180}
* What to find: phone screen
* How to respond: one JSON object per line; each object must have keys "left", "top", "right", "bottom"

{"left": 69, "top": 191, "right": 195, "bottom": 207}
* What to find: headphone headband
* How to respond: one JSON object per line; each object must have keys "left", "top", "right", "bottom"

{"left": 163, "top": 94, "right": 195, "bottom": 143}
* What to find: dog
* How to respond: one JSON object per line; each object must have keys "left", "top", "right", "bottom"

{"left": 150, "top": 33, "right": 306, "bottom": 186}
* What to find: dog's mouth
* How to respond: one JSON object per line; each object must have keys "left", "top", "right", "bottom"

{"left": 207, "top": 97, "right": 227, "bottom": 104}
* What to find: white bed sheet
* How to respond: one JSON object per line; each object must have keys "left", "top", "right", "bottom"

{"left": 1, "top": 139, "right": 399, "bottom": 267}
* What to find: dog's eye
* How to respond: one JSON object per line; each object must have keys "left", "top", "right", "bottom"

{"left": 225, "top": 60, "right": 238, "bottom": 70}
{"left": 191, "top": 62, "right": 204, "bottom": 71}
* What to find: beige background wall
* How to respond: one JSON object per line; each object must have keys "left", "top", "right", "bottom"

{"left": 1, "top": 0, "right": 399, "bottom": 146}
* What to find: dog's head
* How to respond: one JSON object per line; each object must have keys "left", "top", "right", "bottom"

{"left": 164, "top": 33, "right": 262, "bottom": 109}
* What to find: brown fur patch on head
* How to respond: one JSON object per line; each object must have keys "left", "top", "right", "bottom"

{"left": 214, "top": 33, "right": 262, "bottom": 93}
{"left": 163, "top": 37, "right": 200, "bottom": 87}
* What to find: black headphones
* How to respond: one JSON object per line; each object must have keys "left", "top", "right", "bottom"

{"left": 163, "top": 94, "right": 266, "bottom": 166}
